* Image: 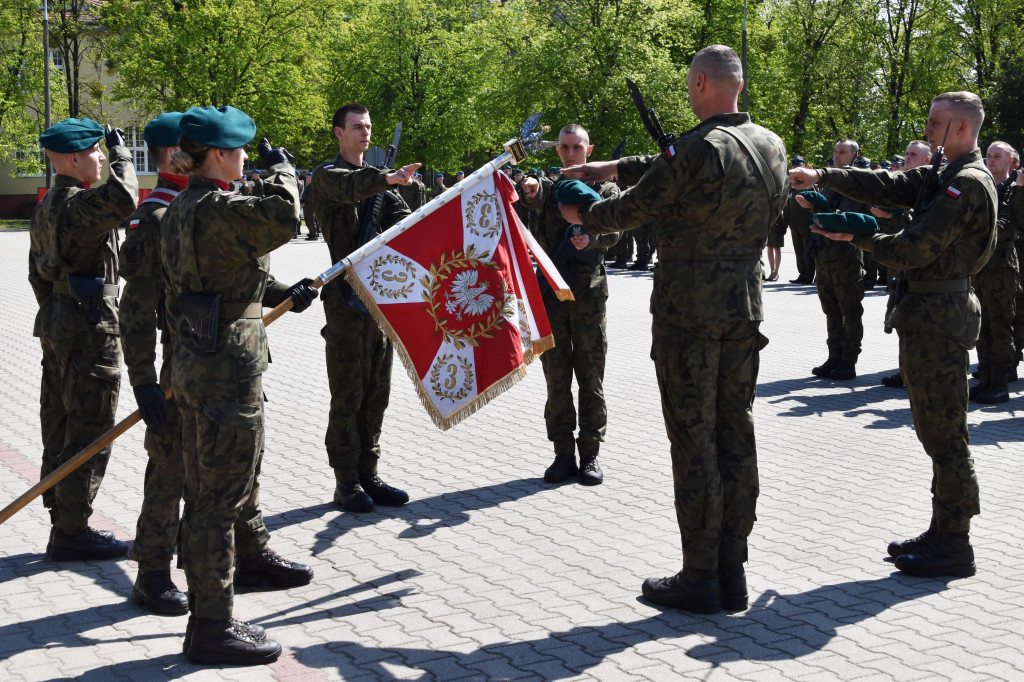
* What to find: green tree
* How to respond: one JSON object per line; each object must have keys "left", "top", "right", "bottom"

{"left": 100, "top": 0, "right": 335, "bottom": 166}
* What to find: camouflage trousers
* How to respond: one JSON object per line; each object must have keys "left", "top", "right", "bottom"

{"left": 790, "top": 222, "right": 815, "bottom": 282}
{"left": 652, "top": 320, "right": 760, "bottom": 571}
{"left": 323, "top": 298, "right": 392, "bottom": 481}
{"left": 899, "top": 330, "right": 980, "bottom": 532}
{"left": 539, "top": 296, "right": 608, "bottom": 453}
{"left": 608, "top": 231, "right": 634, "bottom": 264}
{"left": 974, "top": 242, "right": 1020, "bottom": 382}
{"left": 131, "top": 341, "right": 270, "bottom": 574}
{"left": 39, "top": 333, "right": 120, "bottom": 534}
{"left": 815, "top": 256, "right": 864, "bottom": 363}
{"left": 634, "top": 223, "right": 657, "bottom": 265}
{"left": 177, "top": 373, "right": 268, "bottom": 620}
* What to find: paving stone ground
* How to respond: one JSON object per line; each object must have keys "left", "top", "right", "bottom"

{"left": 1, "top": 227, "right": 1022, "bottom": 681}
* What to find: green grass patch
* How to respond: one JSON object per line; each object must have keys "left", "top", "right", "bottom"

{"left": 0, "top": 218, "right": 30, "bottom": 230}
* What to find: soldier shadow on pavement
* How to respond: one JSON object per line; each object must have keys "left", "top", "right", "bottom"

{"left": 260, "top": 478, "right": 550, "bottom": 558}
{"left": 759, "top": 376, "right": 914, "bottom": 430}
{"left": 0, "top": 551, "right": 136, "bottom": 599}
{"left": 283, "top": 575, "right": 947, "bottom": 679}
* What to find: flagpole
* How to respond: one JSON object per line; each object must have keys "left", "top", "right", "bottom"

{"left": 312, "top": 145, "right": 518, "bottom": 291}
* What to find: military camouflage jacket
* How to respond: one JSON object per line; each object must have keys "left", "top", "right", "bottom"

{"left": 821, "top": 149, "right": 996, "bottom": 344}
{"left": 118, "top": 174, "right": 187, "bottom": 386}
{"left": 28, "top": 145, "right": 138, "bottom": 339}
{"left": 398, "top": 179, "right": 427, "bottom": 211}
{"left": 995, "top": 176, "right": 1022, "bottom": 243}
{"left": 310, "top": 154, "right": 410, "bottom": 301}
{"left": 160, "top": 163, "right": 298, "bottom": 386}
{"left": 580, "top": 112, "right": 788, "bottom": 333}
{"left": 519, "top": 174, "right": 619, "bottom": 302}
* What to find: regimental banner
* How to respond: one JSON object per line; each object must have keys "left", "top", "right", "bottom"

{"left": 346, "top": 172, "right": 567, "bottom": 430}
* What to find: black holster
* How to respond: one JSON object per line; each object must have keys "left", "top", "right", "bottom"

{"left": 178, "top": 293, "right": 220, "bottom": 353}
{"left": 884, "top": 271, "right": 906, "bottom": 334}
{"left": 67, "top": 275, "right": 106, "bottom": 325}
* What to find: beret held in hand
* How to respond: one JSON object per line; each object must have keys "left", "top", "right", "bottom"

{"left": 813, "top": 211, "right": 879, "bottom": 234}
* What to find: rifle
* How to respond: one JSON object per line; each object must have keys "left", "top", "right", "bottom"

{"left": 626, "top": 78, "right": 675, "bottom": 153}
{"left": 0, "top": 114, "right": 561, "bottom": 528}
{"left": 345, "top": 122, "right": 402, "bottom": 313}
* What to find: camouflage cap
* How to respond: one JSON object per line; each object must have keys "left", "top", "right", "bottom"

{"left": 554, "top": 179, "right": 602, "bottom": 205}
{"left": 179, "top": 105, "right": 256, "bottom": 149}
{"left": 38, "top": 117, "right": 104, "bottom": 153}
{"left": 143, "top": 112, "right": 184, "bottom": 147}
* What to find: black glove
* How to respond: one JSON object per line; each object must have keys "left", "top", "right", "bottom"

{"left": 287, "top": 278, "right": 318, "bottom": 313}
{"left": 133, "top": 383, "right": 169, "bottom": 429}
{"left": 104, "top": 124, "right": 126, "bottom": 149}
{"left": 256, "top": 137, "right": 294, "bottom": 168}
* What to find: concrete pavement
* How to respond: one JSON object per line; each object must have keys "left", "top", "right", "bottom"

{"left": 1, "top": 227, "right": 1022, "bottom": 681}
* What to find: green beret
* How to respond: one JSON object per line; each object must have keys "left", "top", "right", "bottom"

{"left": 548, "top": 166, "right": 562, "bottom": 173}
{"left": 179, "top": 105, "right": 256, "bottom": 149}
{"left": 143, "top": 112, "right": 184, "bottom": 148}
{"left": 813, "top": 211, "right": 879, "bottom": 234}
{"left": 798, "top": 191, "right": 830, "bottom": 211}
{"left": 554, "top": 179, "right": 602, "bottom": 205}
{"left": 38, "top": 117, "right": 103, "bottom": 153}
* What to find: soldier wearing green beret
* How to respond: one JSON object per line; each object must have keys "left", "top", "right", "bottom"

{"left": 520, "top": 124, "right": 620, "bottom": 487}
{"left": 310, "top": 102, "right": 422, "bottom": 513}
{"left": 119, "top": 112, "right": 314, "bottom": 619}
{"left": 29, "top": 117, "right": 138, "bottom": 561}
{"left": 559, "top": 45, "right": 789, "bottom": 614}
{"left": 159, "top": 105, "right": 318, "bottom": 665}
{"left": 795, "top": 91, "right": 995, "bottom": 579}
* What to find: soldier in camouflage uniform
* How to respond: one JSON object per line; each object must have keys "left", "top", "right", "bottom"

{"left": 795, "top": 91, "right": 996, "bottom": 578}
{"left": 120, "top": 113, "right": 313, "bottom": 618}
{"left": 429, "top": 172, "right": 447, "bottom": 201}
{"left": 969, "top": 141, "right": 1020, "bottom": 403}
{"left": 29, "top": 118, "right": 137, "bottom": 561}
{"left": 560, "top": 45, "right": 789, "bottom": 614}
{"left": 398, "top": 171, "right": 427, "bottom": 211}
{"left": 784, "top": 156, "right": 815, "bottom": 284}
{"left": 519, "top": 124, "right": 620, "bottom": 486}
{"left": 301, "top": 171, "right": 320, "bottom": 240}
{"left": 159, "top": 106, "right": 318, "bottom": 665}
{"left": 311, "top": 103, "right": 421, "bottom": 513}
{"left": 800, "top": 139, "right": 868, "bottom": 381}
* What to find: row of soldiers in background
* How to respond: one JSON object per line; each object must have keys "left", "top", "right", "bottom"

{"left": 784, "top": 136, "right": 1024, "bottom": 404}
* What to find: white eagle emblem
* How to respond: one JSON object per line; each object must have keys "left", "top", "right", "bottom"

{"left": 445, "top": 270, "right": 494, "bottom": 320}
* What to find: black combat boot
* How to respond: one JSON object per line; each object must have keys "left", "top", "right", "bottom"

{"left": 132, "top": 569, "right": 189, "bottom": 615}
{"left": 627, "top": 261, "right": 649, "bottom": 271}
{"left": 887, "top": 521, "right": 935, "bottom": 558}
{"left": 333, "top": 477, "right": 374, "bottom": 513}
{"left": 829, "top": 361, "right": 857, "bottom": 380}
{"left": 811, "top": 357, "right": 840, "bottom": 378}
{"left": 718, "top": 563, "right": 748, "bottom": 612}
{"left": 48, "top": 527, "right": 128, "bottom": 561}
{"left": 974, "top": 369, "right": 1009, "bottom": 404}
{"left": 880, "top": 372, "right": 904, "bottom": 388}
{"left": 609, "top": 260, "right": 627, "bottom": 269}
{"left": 544, "top": 447, "right": 577, "bottom": 484}
{"left": 359, "top": 474, "right": 410, "bottom": 506}
{"left": 578, "top": 455, "right": 603, "bottom": 486}
{"left": 641, "top": 568, "right": 721, "bottom": 614}
{"left": 894, "top": 531, "right": 975, "bottom": 577}
{"left": 235, "top": 548, "right": 314, "bottom": 588}
{"left": 185, "top": 618, "right": 281, "bottom": 666}
{"left": 969, "top": 368, "right": 990, "bottom": 401}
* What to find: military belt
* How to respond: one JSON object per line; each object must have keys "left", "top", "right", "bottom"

{"left": 221, "top": 302, "right": 263, "bottom": 319}
{"left": 657, "top": 246, "right": 760, "bottom": 262}
{"left": 905, "top": 278, "right": 970, "bottom": 294}
{"left": 52, "top": 281, "right": 120, "bottom": 297}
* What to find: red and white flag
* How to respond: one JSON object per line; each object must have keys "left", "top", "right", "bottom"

{"left": 345, "top": 171, "right": 572, "bottom": 429}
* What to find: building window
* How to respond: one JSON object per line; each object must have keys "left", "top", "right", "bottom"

{"left": 124, "top": 126, "right": 156, "bottom": 174}
{"left": 50, "top": 49, "right": 64, "bottom": 74}
{"left": 14, "top": 147, "right": 45, "bottom": 177}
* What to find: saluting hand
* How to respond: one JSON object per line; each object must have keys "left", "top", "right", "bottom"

{"left": 386, "top": 163, "right": 421, "bottom": 186}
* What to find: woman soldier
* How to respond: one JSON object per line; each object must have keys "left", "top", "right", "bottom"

{"left": 160, "top": 105, "right": 317, "bottom": 666}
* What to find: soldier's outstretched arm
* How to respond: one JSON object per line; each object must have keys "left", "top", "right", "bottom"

{"left": 561, "top": 160, "right": 618, "bottom": 183}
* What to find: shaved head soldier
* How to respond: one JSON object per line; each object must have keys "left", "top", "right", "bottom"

{"left": 559, "top": 45, "right": 789, "bottom": 613}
